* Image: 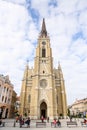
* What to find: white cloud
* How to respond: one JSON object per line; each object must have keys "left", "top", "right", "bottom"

{"left": 31, "top": 0, "right": 50, "bottom": 17}
{"left": 0, "top": 0, "right": 87, "bottom": 105}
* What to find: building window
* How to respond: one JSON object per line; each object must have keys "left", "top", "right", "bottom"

{"left": 42, "top": 60, "right": 46, "bottom": 63}
{"left": 42, "top": 48, "right": 46, "bottom": 57}
{"left": 8, "top": 98, "right": 10, "bottom": 104}
{"left": 43, "top": 70, "right": 45, "bottom": 73}
{"left": 40, "top": 79, "right": 47, "bottom": 88}
{"left": 7, "top": 88, "right": 9, "bottom": 92}
{"left": 5, "top": 97, "right": 7, "bottom": 103}
{"left": 28, "top": 95, "right": 31, "bottom": 103}
{"left": 2, "top": 96, "right": 4, "bottom": 102}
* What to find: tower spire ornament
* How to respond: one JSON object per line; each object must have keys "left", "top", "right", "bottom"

{"left": 40, "top": 18, "right": 47, "bottom": 37}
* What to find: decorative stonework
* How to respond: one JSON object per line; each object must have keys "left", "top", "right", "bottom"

{"left": 39, "top": 89, "right": 48, "bottom": 101}
{"left": 40, "top": 79, "right": 47, "bottom": 88}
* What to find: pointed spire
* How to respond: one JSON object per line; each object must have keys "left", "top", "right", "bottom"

{"left": 58, "top": 62, "right": 64, "bottom": 79}
{"left": 25, "top": 59, "right": 29, "bottom": 70}
{"left": 26, "top": 59, "right": 29, "bottom": 67}
{"left": 40, "top": 18, "right": 47, "bottom": 37}
{"left": 23, "top": 60, "right": 29, "bottom": 81}
{"left": 58, "top": 61, "right": 62, "bottom": 71}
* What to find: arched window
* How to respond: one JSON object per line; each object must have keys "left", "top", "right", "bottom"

{"left": 2, "top": 96, "right": 4, "bottom": 102}
{"left": 5, "top": 97, "right": 7, "bottom": 103}
{"left": 42, "top": 48, "right": 46, "bottom": 57}
{"left": 28, "top": 95, "right": 31, "bottom": 103}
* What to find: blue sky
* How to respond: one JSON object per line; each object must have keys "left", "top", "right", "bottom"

{"left": 0, "top": 0, "right": 87, "bottom": 105}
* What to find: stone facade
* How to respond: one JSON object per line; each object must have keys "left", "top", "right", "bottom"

{"left": 0, "top": 74, "right": 16, "bottom": 118}
{"left": 20, "top": 19, "right": 67, "bottom": 119}
{"left": 69, "top": 98, "right": 87, "bottom": 117}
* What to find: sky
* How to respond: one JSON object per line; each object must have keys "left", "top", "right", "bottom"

{"left": 0, "top": 0, "right": 87, "bottom": 105}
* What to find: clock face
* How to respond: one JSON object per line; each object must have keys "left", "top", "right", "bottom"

{"left": 40, "top": 79, "right": 47, "bottom": 88}
{"left": 42, "top": 41, "right": 46, "bottom": 45}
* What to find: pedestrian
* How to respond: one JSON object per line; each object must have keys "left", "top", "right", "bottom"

{"left": 47, "top": 117, "right": 49, "bottom": 123}
{"left": 25, "top": 117, "right": 31, "bottom": 127}
{"left": 41, "top": 116, "right": 44, "bottom": 122}
{"left": 57, "top": 118, "right": 61, "bottom": 127}
{"left": 19, "top": 115, "right": 23, "bottom": 127}
{"left": 53, "top": 118, "right": 56, "bottom": 127}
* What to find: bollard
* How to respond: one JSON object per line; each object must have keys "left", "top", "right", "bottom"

{"left": 3, "top": 122, "right": 5, "bottom": 127}
{"left": 13, "top": 121, "right": 16, "bottom": 127}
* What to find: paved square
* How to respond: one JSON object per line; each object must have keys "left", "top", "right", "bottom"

{"left": 0, "top": 118, "right": 87, "bottom": 130}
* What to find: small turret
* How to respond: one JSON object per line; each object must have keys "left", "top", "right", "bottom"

{"left": 58, "top": 62, "right": 63, "bottom": 79}
{"left": 23, "top": 60, "right": 29, "bottom": 81}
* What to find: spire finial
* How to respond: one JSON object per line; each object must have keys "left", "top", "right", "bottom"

{"left": 58, "top": 61, "right": 62, "bottom": 71}
{"left": 27, "top": 59, "right": 29, "bottom": 64}
{"left": 40, "top": 18, "right": 47, "bottom": 37}
{"left": 25, "top": 59, "right": 29, "bottom": 69}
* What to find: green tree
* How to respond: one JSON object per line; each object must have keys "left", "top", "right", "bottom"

{"left": 67, "top": 108, "right": 70, "bottom": 117}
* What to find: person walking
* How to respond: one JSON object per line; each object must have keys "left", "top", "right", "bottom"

{"left": 41, "top": 116, "right": 44, "bottom": 122}
{"left": 47, "top": 117, "right": 49, "bottom": 123}
{"left": 57, "top": 118, "right": 61, "bottom": 127}
{"left": 25, "top": 117, "right": 31, "bottom": 127}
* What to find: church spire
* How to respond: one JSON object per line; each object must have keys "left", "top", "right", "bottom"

{"left": 26, "top": 60, "right": 29, "bottom": 69}
{"left": 58, "top": 62, "right": 64, "bottom": 79}
{"left": 40, "top": 18, "right": 47, "bottom": 37}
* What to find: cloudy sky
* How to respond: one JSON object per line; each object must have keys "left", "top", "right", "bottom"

{"left": 0, "top": 0, "right": 87, "bottom": 105}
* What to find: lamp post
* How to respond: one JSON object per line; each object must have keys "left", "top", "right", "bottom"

{"left": 0, "top": 108, "right": 2, "bottom": 118}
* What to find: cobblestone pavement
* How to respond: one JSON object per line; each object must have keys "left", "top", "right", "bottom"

{"left": 0, "top": 118, "right": 87, "bottom": 130}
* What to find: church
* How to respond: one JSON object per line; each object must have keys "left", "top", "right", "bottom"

{"left": 20, "top": 19, "right": 67, "bottom": 119}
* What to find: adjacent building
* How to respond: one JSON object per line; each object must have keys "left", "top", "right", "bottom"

{"left": 20, "top": 19, "right": 67, "bottom": 119}
{"left": 69, "top": 98, "right": 87, "bottom": 117}
{"left": 0, "top": 74, "right": 16, "bottom": 118}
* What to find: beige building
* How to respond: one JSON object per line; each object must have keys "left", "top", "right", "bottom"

{"left": 0, "top": 74, "right": 16, "bottom": 118}
{"left": 20, "top": 19, "right": 67, "bottom": 119}
{"left": 69, "top": 98, "right": 87, "bottom": 117}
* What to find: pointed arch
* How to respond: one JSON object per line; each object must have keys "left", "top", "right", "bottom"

{"left": 40, "top": 101, "right": 47, "bottom": 118}
{"left": 42, "top": 48, "right": 46, "bottom": 57}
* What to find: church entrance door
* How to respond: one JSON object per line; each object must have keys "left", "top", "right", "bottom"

{"left": 40, "top": 102, "right": 47, "bottom": 118}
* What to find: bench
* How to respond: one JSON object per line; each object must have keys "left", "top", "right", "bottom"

{"left": 81, "top": 121, "right": 87, "bottom": 127}
{"left": 36, "top": 122, "right": 46, "bottom": 128}
{"left": 67, "top": 121, "right": 77, "bottom": 127}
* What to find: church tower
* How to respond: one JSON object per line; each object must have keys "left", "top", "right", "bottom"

{"left": 20, "top": 19, "right": 67, "bottom": 119}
